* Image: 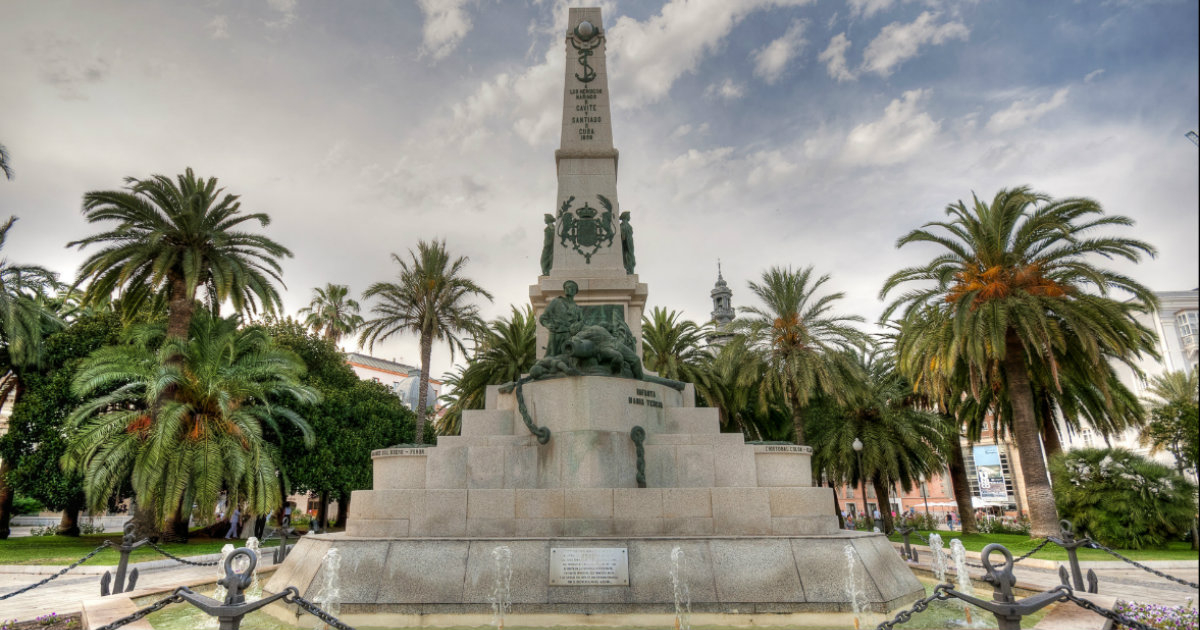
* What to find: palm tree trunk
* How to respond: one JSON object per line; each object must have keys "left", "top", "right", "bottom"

{"left": 415, "top": 334, "right": 434, "bottom": 445}
{"left": 335, "top": 491, "right": 351, "bottom": 528}
{"left": 788, "top": 384, "right": 805, "bottom": 445}
{"left": 316, "top": 490, "right": 329, "bottom": 530}
{"left": 1003, "top": 331, "right": 1060, "bottom": 538}
{"left": 165, "top": 273, "right": 196, "bottom": 342}
{"left": 947, "top": 439, "right": 977, "bottom": 534}
{"left": 0, "top": 459, "right": 14, "bottom": 540}
{"left": 1036, "top": 396, "right": 1065, "bottom": 458}
{"left": 0, "top": 380, "right": 26, "bottom": 540}
{"left": 828, "top": 477, "right": 845, "bottom": 529}
{"left": 162, "top": 495, "right": 189, "bottom": 542}
{"left": 872, "top": 476, "right": 894, "bottom": 533}
{"left": 57, "top": 495, "right": 83, "bottom": 537}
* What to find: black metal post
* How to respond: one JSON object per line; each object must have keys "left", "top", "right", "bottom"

{"left": 101, "top": 521, "right": 149, "bottom": 596}
{"left": 1048, "top": 519, "right": 1095, "bottom": 593}
{"left": 897, "top": 526, "right": 914, "bottom": 561}
{"left": 176, "top": 548, "right": 291, "bottom": 630}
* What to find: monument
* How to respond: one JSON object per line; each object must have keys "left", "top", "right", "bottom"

{"left": 267, "top": 8, "right": 921, "bottom": 626}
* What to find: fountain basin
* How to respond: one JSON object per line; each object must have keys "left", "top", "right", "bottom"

{"left": 261, "top": 531, "right": 923, "bottom": 625}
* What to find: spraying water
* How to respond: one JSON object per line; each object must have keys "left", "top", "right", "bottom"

{"left": 949, "top": 539, "right": 975, "bottom": 625}
{"left": 669, "top": 546, "right": 692, "bottom": 630}
{"left": 489, "top": 545, "right": 512, "bottom": 630}
{"left": 313, "top": 547, "right": 342, "bottom": 630}
{"left": 928, "top": 533, "right": 948, "bottom": 583}
{"left": 245, "top": 537, "right": 262, "bottom": 599}
{"left": 843, "top": 545, "right": 866, "bottom": 630}
{"left": 210, "top": 543, "right": 236, "bottom": 602}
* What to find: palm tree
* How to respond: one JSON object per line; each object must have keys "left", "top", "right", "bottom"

{"left": 641, "top": 307, "right": 711, "bottom": 384}
{"left": 0, "top": 143, "right": 13, "bottom": 180}
{"left": 808, "top": 350, "right": 949, "bottom": 534}
{"left": 737, "top": 266, "right": 868, "bottom": 445}
{"left": 298, "top": 283, "right": 364, "bottom": 344}
{"left": 0, "top": 217, "right": 61, "bottom": 538}
{"left": 68, "top": 168, "right": 292, "bottom": 340}
{"left": 437, "top": 306, "right": 537, "bottom": 436}
{"left": 694, "top": 337, "right": 768, "bottom": 440}
{"left": 62, "top": 311, "right": 318, "bottom": 538}
{"left": 882, "top": 186, "right": 1157, "bottom": 537}
{"left": 1140, "top": 368, "right": 1199, "bottom": 549}
{"left": 360, "top": 240, "right": 493, "bottom": 444}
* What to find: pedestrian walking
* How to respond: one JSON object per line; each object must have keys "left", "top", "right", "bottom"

{"left": 225, "top": 506, "right": 241, "bottom": 540}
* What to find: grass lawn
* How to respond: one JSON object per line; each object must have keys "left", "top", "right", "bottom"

{"left": 0, "top": 532, "right": 283, "bottom": 566}
{"left": 887, "top": 530, "right": 1198, "bottom": 562}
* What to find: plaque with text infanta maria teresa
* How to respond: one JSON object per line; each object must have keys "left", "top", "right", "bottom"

{"left": 549, "top": 547, "right": 629, "bottom": 586}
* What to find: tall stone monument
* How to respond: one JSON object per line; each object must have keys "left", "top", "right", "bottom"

{"left": 531, "top": 6, "right": 648, "bottom": 357}
{"left": 266, "top": 9, "right": 921, "bottom": 626}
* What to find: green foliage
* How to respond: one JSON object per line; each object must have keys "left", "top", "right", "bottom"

{"left": 68, "top": 168, "right": 292, "bottom": 327}
{"left": 359, "top": 239, "right": 493, "bottom": 443}
{"left": 1051, "top": 448, "right": 1195, "bottom": 549}
{"left": 438, "top": 306, "right": 536, "bottom": 436}
{"left": 884, "top": 187, "right": 1159, "bottom": 536}
{"left": 694, "top": 337, "right": 777, "bottom": 440}
{"left": 641, "top": 307, "right": 711, "bottom": 384}
{"left": 62, "top": 311, "right": 319, "bottom": 525}
{"left": 11, "top": 495, "right": 43, "bottom": 515}
{"left": 807, "top": 351, "right": 948, "bottom": 496}
{"left": 1140, "top": 368, "right": 1199, "bottom": 477}
{"left": 735, "top": 266, "right": 868, "bottom": 445}
{"left": 265, "top": 320, "right": 415, "bottom": 502}
{"left": 2, "top": 314, "right": 123, "bottom": 512}
{"left": 298, "top": 283, "right": 364, "bottom": 344}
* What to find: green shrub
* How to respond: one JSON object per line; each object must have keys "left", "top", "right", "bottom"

{"left": 1051, "top": 448, "right": 1195, "bottom": 549}
{"left": 12, "top": 495, "right": 44, "bottom": 515}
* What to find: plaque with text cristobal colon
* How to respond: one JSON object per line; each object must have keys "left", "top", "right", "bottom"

{"left": 548, "top": 547, "right": 629, "bottom": 586}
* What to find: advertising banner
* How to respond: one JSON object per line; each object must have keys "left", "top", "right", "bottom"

{"left": 972, "top": 445, "right": 1007, "bottom": 500}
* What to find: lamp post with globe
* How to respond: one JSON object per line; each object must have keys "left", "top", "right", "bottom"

{"left": 852, "top": 438, "right": 868, "bottom": 527}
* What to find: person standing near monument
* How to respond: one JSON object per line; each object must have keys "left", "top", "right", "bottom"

{"left": 541, "top": 213, "right": 555, "bottom": 276}
{"left": 540, "top": 280, "right": 583, "bottom": 357}
{"left": 619, "top": 211, "right": 635, "bottom": 274}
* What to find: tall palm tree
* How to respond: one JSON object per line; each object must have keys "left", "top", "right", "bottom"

{"left": 62, "top": 312, "right": 318, "bottom": 538}
{"left": 437, "top": 306, "right": 537, "bottom": 436}
{"left": 299, "top": 283, "right": 364, "bottom": 344}
{"left": 68, "top": 168, "right": 292, "bottom": 340}
{"left": 0, "top": 217, "right": 61, "bottom": 538}
{"left": 0, "top": 143, "right": 13, "bottom": 180}
{"left": 882, "top": 186, "right": 1157, "bottom": 537}
{"left": 641, "top": 307, "right": 711, "bottom": 384}
{"left": 695, "top": 337, "right": 768, "bottom": 440}
{"left": 737, "top": 266, "right": 868, "bottom": 445}
{"left": 360, "top": 240, "right": 493, "bottom": 444}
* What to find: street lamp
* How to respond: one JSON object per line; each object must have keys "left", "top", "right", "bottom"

{"left": 852, "top": 438, "right": 867, "bottom": 526}
{"left": 919, "top": 473, "right": 930, "bottom": 518}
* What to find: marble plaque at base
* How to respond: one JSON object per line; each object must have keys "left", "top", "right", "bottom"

{"left": 549, "top": 547, "right": 629, "bottom": 586}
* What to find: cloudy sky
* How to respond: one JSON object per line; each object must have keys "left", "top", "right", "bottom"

{"left": 2, "top": 0, "right": 1197, "bottom": 378}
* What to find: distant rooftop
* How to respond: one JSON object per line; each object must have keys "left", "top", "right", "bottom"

{"left": 345, "top": 352, "right": 420, "bottom": 376}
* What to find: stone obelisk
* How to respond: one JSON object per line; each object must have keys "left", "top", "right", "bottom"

{"left": 530, "top": 7, "right": 648, "bottom": 357}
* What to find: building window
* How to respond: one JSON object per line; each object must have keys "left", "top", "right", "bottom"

{"left": 1177, "top": 310, "right": 1198, "bottom": 356}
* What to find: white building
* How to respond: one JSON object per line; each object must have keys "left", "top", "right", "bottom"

{"left": 345, "top": 352, "right": 442, "bottom": 412}
{"left": 1064, "top": 289, "right": 1199, "bottom": 464}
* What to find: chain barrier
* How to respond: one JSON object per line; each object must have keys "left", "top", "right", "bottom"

{"left": 146, "top": 540, "right": 220, "bottom": 566}
{"left": 1088, "top": 541, "right": 1199, "bottom": 590}
{"left": 1057, "top": 587, "right": 1160, "bottom": 630}
{"left": 0, "top": 541, "right": 112, "bottom": 601}
{"left": 282, "top": 587, "right": 358, "bottom": 630}
{"left": 91, "top": 589, "right": 187, "bottom": 630}
{"left": 875, "top": 583, "right": 955, "bottom": 630}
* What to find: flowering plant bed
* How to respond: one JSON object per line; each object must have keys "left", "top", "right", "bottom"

{"left": 1115, "top": 601, "right": 1199, "bottom": 630}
